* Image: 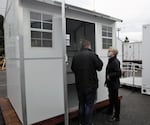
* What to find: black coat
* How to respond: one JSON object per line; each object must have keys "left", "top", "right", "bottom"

{"left": 105, "top": 56, "right": 121, "bottom": 89}
{"left": 71, "top": 48, "right": 103, "bottom": 93}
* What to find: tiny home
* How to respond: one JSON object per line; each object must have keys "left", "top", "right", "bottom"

{"left": 4, "top": 0, "right": 122, "bottom": 124}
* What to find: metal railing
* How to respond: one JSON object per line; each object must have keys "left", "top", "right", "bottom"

{"left": 121, "top": 62, "right": 142, "bottom": 87}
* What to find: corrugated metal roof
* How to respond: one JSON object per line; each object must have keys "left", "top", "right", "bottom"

{"left": 30, "top": 0, "right": 123, "bottom": 22}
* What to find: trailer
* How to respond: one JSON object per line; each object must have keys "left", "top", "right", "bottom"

{"left": 142, "top": 24, "right": 150, "bottom": 95}
{"left": 4, "top": 0, "right": 122, "bottom": 124}
{"left": 121, "top": 41, "right": 142, "bottom": 88}
{"left": 123, "top": 42, "right": 142, "bottom": 63}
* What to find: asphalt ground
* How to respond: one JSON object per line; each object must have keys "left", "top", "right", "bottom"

{"left": 60, "top": 87, "right": 150, "bottom": 125}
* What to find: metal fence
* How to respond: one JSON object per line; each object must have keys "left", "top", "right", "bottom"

{"left": 121, "top": 62, "right": 142, "bottom": 87}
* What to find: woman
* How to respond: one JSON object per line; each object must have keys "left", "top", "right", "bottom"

{"left": 105, "top": 47, "right": 121, "bottom": 122}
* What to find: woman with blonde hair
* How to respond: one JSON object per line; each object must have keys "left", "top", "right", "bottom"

{"left": 105, "top": 47, "right": 121, "bottom": 122}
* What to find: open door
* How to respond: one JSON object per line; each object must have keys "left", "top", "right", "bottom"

{"left": 0, "top": 15, "right": 6, "bottom": 97}
{"left": 66, "top": 18, "right": 95, "bottom": 112}
{"left": 0, "top": 15, "right": 5, "bottom": 71}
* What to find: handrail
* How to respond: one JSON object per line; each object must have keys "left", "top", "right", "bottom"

{"left": 121, "top": 62, "right": 142, "bottom": 87}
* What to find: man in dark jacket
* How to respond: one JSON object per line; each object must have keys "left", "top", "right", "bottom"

{"left": 71, "top": 40, "right": 103, "bottom": 125}
{"left": 105, "top": 47, "right": 121, "bottom": 122}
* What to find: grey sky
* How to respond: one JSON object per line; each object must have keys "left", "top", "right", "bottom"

{"left": 1, "top": 0, "right": 149, "bottom": 41}
{"left": 65, "top": 0, "right": 150, "bottom": 42}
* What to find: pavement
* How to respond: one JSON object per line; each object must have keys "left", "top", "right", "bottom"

{"left": 0, "top": 71, "right": 6, "bottom": 125}
{"left": 0, "top": 71, "right": 6, "bottom": 97}
{"left": 62, "top": 87, "right": 150, "bottom": 125}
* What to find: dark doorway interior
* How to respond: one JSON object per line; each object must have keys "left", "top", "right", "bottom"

{"left": 0, "top": 15, "right": 7, "bottom": 97}
{"left": 0, "top": 15, "right": 4, "bottom": 57}
{"left": 66, "top": 18, "right": 95, "bottom": 111}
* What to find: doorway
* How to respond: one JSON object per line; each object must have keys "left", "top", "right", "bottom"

{"left": 0, "top": 15, "right": 6, "bottom": 97}
{"left": 0, "top": 15, "right": 4, "bottom": 57}
{"left": 66, "top": 18, "right": 95, "bottom": 111}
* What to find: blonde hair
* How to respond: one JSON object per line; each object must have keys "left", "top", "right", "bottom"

{"left": 108, "top": 47, "right": 118, "bottom": 55}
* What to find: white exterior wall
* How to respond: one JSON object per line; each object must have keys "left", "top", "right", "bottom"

{"left": 95, "top": 22, "right": 117, "bottom": 102}
{"left": 123, "top": 42, "right": 142, "bottom": 61}
{"left": 142, "top": 25, "right": 150, "bottom": 95}
{"left": 5, "top": 0, "right": 120, "bottom": 124}
{"left": 23, "top": 1, "right": 64, "bottom": 124}
{"left": 95, "top": 23, "right": 108, "bottom": 101}
{"left": 25, "top": 60, "right": 64, "bottom": 123}
{"left": 23, "top": 2, "right": 62, "bottom": 59}
{"left": 4, "top": 0, "right": 23, "bottom": 122}
{"left": 133, "top": 42, "right": 142, "bottom": 61}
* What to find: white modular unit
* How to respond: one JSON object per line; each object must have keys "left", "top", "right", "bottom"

{"left": 123, "top": 42, "right": 142, "bottom": 61}
{"left": 134, "top": 43, "right": 142, "bottom": 61}
{"left": 142, "top": 25, "right": 150, "bottom": 95}
{"left": 4, "top": 0, "right": 122, "bottom": 124}
{"left": 123, "top": 43, "right": 133, "bottom": 61}
{"left": 117, "top": 39, "right": 123, "bottom": 65}
{"left": 4, "top": 0, "right": 23, "bottom": 122}
{"left": 0, "top": 0, "right": 7, "bottom": 17}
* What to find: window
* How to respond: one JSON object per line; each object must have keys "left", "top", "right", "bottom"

{"left": 30, "top": 12, "right": 53, "bottom": 47}
{"left": 102, "top": 25, "right": 113, "bottom": 49}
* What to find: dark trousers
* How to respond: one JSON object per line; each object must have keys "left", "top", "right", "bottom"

{"left": 108, "top": 88, "right": 120, "bottom": 118}
{"left": 77, "top": 90, "right": 96, "bottom": 125}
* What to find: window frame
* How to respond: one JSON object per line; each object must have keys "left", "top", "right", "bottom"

{"left": 102, "top": 25, "right": 113, "bottom": 49}
{"left": 30, "top": 11, "right": 53, "bottom": 48}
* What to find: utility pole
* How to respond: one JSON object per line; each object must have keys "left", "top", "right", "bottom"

{"left": 93, "top": 0, "right": 96, "bottom": 11}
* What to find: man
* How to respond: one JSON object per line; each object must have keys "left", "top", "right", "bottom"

{"left": 105, "top": 47, "right": 121, "bottom": 122}
{"left": 71, "top": 40, "right": 103, "bottom": 125}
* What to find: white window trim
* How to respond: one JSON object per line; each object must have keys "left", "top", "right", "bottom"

{"left": 30, "top": 11, "right": 53, "bottom": 48}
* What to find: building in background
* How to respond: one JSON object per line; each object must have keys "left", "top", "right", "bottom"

{"left": 123, "top": 41, "right": 142, "bottom": 63}
{"left": 120, "top": 37, "right": 142, "bottom": 88}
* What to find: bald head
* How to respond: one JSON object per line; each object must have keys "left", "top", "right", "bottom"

{"left": 82, "top": 40, "right": 91, "bottom": 49}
